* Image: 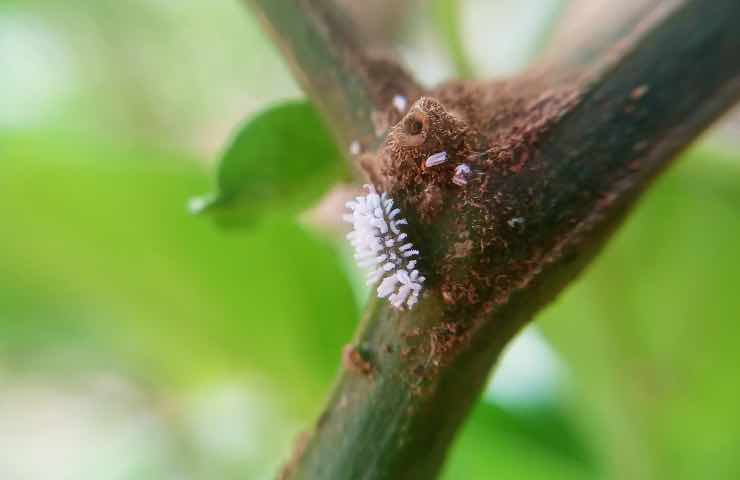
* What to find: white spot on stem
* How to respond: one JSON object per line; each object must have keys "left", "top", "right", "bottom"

{"left": 392, "top": 95, "right": 408, "bottom": 113}
{"left": 349, "top": 140, "right": 361, "bottom": 155}
{"left": 507, "top": 217, "right": 525, "bottom": 228}
{"left": 425, "top": 151, "right": 448, "bottom": 168}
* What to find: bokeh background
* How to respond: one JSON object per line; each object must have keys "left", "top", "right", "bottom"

{"left": 2, "top": 1, "right": 739, "bottom": 479}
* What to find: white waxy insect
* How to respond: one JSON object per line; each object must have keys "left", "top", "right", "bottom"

{"left": 344, "top": 185, "right": 425, "bottom": 310}
{"left": 392, "top": 95, "right": 408, "bottom": 113}
{"left": 452, "top": 163, "right": 472, "bottom": 186}
{"left": 425, "top": 151, "right": 448, "bottom": 168}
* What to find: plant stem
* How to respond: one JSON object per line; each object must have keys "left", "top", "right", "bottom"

{"left": 245, "top": 0, "right": 420, "bottom": 151}
{"left": 244, "top": 1, "right": 740, "bottom": 479}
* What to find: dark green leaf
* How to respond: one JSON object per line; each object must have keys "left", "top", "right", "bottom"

{"left": 190, "top": 100, "right": 346, "bottom": 226}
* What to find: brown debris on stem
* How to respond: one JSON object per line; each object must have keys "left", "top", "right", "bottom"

{"left": 368, "top": 75, "right": 583, "bottom": 310}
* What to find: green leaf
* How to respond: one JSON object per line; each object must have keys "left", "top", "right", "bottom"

{"left": 190, "top": 100, "right": 346, "bottom": 226}
{"left": 444, "top": 401, "right": 597, "bottom": 479}
{"left": 539, "top": 147, "right": 740, "bottom": 479}
{"left": 432, "top": 0, "right": 475, "bottom": 79}
{"left": 0, "top": 132, "right": 357, "bottom": 412}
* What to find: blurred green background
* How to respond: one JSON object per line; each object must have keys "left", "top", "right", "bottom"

{"left": 2, "top": 1, "right": 739, "bottom": 479}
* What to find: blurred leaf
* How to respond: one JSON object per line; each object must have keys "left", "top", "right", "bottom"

{"left": 431, "top": 0, "right": 475, "bottom": 78}
{"left": 538, "top": 148, "right": 740, "bottom": 479}
{"left": 444, "top": 401, "right": 596, "bottom": 479}
{"left": 0, "top": 131, "right": 356, "bottom": 413}
{"left": 190, "top": 101, "right": 346, "bottom": 226}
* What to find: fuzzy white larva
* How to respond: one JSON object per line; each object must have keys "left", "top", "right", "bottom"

{"left": 344, "top": 185, "right": 425, "bottom": 310}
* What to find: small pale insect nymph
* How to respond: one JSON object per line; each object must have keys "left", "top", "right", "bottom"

{"left": 392, "top": 95, "right": 408, "bottom": 113}
{"left": 424, "top": 151, "right": 448, "bottom": 168}
{"left": 452, "top": 163, "right": 472, "bottom": 186}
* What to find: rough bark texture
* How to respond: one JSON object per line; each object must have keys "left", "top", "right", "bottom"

{"left": 244, "top": 1, "right": 740, "bottom": 479}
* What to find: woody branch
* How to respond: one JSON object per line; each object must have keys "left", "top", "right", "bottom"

{"left": 244, "top": 1, "right": 740, "bottom": 479}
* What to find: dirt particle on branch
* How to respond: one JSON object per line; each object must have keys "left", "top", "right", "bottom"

{"left": 342, "top": 344, "right": 374, "bottom": 376}
{"left": 631, "top": 84, "right": 649, "bottom": 100}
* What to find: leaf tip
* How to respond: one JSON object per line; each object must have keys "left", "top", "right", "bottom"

{"left": 187, "top": 193, "right": 219, "bottom": 215}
